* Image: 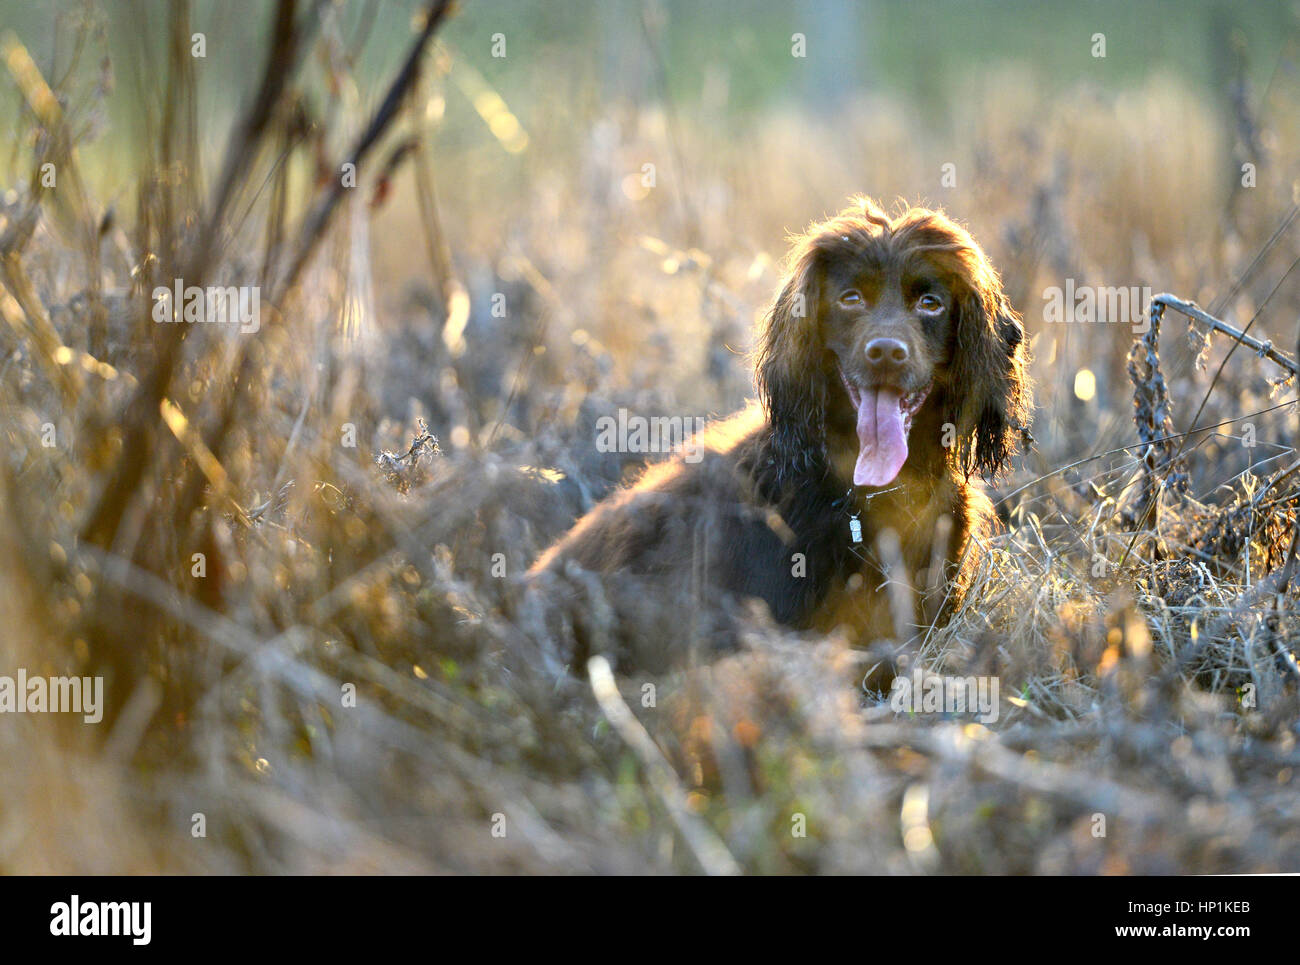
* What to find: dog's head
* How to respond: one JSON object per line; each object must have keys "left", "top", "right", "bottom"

{"left": 755, "top": 197, "right": 1031, "bottom": 488}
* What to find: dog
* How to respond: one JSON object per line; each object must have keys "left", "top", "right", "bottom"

{"left": 528, "top": 197, "right": 1031, "bottom": 673}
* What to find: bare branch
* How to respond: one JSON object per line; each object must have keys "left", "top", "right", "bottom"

{"left": 587, "top": 656, "right": 742, "bottom": 876}
{"left": 1151, "top": 291, "right": 1298, "bottom": 377}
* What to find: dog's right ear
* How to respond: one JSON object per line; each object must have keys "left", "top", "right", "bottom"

{"left": 755, "top": 240, "right": 826, "bottom": 482}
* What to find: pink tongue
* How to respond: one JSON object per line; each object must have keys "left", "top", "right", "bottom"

{"left": 853, "top": 387, "right": 908, "bottom": 487}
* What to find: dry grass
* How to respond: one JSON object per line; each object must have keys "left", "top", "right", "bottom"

{"left": 1, "top": 1, "right": 1299, "bottom": 874}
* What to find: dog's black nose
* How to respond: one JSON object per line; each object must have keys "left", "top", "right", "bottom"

{"left": 864, "top": 337, "right": 909, "bottom": 371}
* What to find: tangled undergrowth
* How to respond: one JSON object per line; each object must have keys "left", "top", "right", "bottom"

{"left": 2, "top": 2, "right": 1299, "bottom": 874}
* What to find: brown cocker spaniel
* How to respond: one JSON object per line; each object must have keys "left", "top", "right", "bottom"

{"left": 530, "top": 197, "right": 1032, "bottom": 670}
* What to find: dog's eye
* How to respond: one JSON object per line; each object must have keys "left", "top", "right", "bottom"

{"left": 916, "top": 293, "right": 944, "bottom": 313}
{"left": 838, "top": 289, "right": 863, "bottom": 306}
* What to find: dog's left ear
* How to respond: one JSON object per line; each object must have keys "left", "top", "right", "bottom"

{"left": 948, "top": 260, "right": 1032, "bottom": 479}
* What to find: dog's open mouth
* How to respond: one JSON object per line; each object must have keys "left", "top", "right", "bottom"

{"left": 841, "top": 372, "right": 931, "bottom": 487}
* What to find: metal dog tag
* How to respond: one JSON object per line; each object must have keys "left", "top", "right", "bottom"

{"left": 849, "top": 514, "right": 863, "bottom": 544}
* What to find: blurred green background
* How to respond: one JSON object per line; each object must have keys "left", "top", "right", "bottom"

{"left": 2, "top": 0, "right": 1293, "bottom": 193}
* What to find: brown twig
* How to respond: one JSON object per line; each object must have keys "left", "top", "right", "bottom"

{"left": 274, "top": 0, "right": 455, "bottom": 302}
{"left": 80, "top": 0, "right": 320, "bottom": 550}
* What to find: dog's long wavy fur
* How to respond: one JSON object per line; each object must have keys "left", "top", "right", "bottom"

{"left": 529, "top": 197, "right": 1032, "bottom": 671}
